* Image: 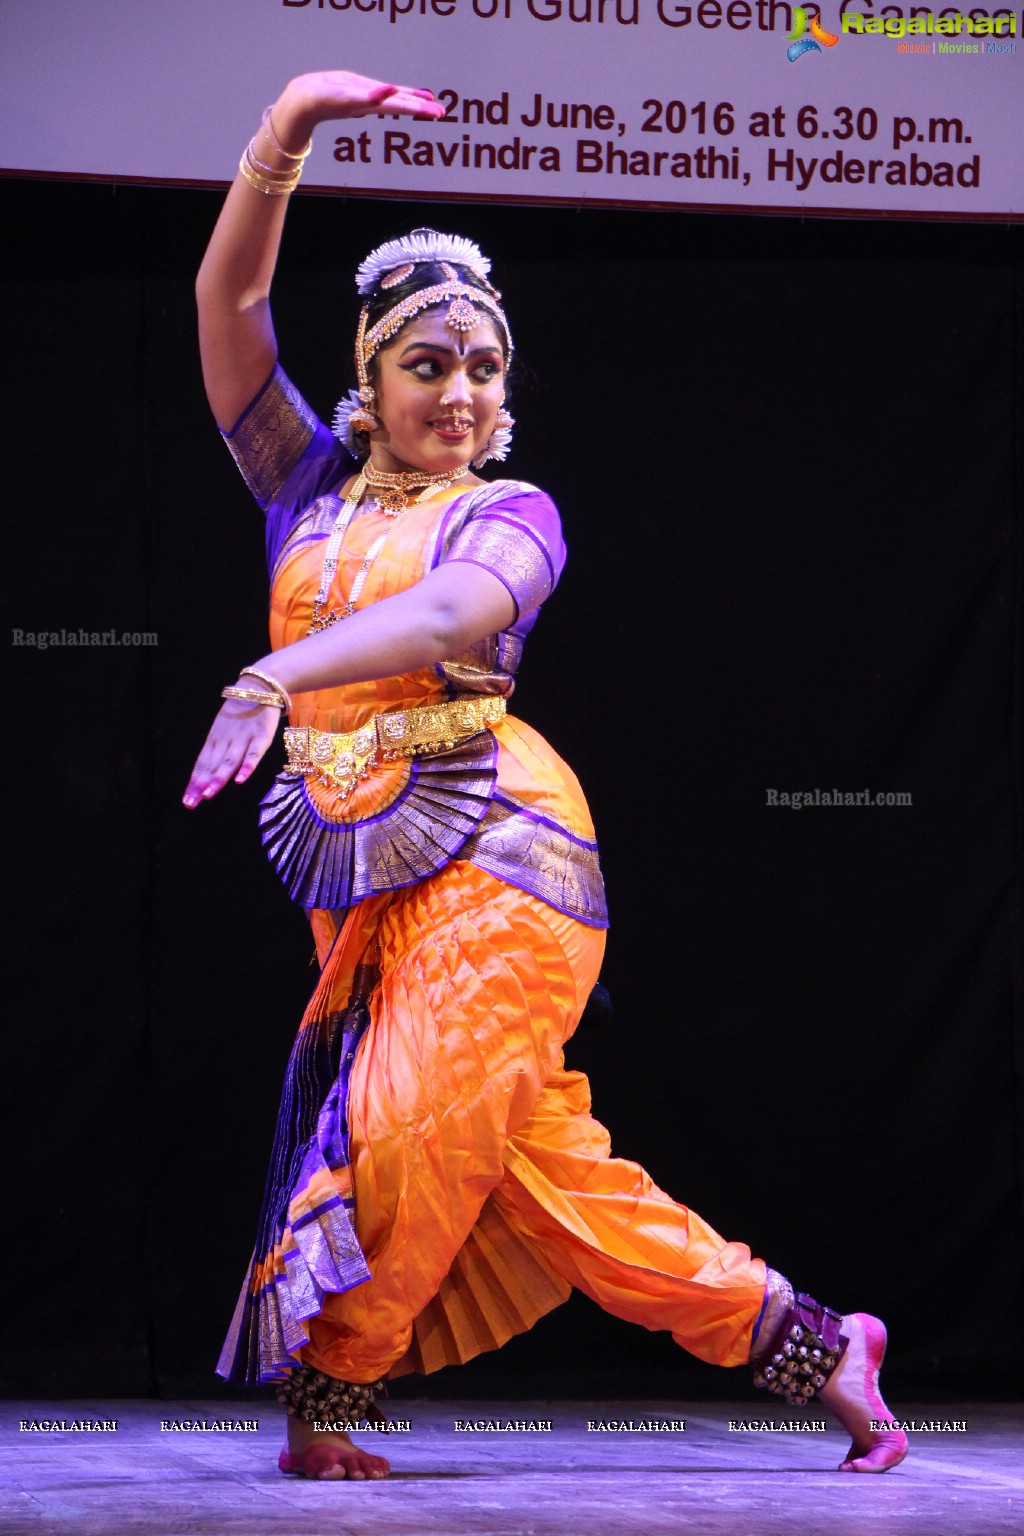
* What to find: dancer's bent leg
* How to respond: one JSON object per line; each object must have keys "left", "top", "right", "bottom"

{"left": 279, "top": 869, "right": 601, "bottom": 1478}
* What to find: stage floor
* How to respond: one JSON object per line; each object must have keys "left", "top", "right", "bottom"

{"left": 2, "top": 1399, "right": 1021, "bottom": 1535}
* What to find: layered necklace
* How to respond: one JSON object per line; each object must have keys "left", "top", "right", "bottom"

{"left": 308, "top": 462, "right": 470, "bottom": 634}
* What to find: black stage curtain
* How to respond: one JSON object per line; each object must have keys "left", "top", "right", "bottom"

{"left": 3, "top": 178, "right": 1022, "bottom": 1401}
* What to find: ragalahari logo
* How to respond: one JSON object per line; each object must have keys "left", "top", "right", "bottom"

{"left": 787, "top": 8, "right": 840, "bottom": 60}
{"left": 789, "top": 9, "right": 1017, "bottom": 58}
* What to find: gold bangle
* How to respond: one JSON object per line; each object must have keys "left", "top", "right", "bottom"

{"left": 247, "top": 144, "right": 299, "bottom": 180}
{"left": 238, "top": 149, "right": 302, "bottom": 197}
{"left": 238, "top": 154, "right": 297, "bottom": 197}
{"left": 261, "top": 105, "right": 312, "bottom": 162}
{"left": 221, "top": 685, "right": 285, "bottom": 709}
{"left": 239, "top": 667, "right": 293, "bottom": 713}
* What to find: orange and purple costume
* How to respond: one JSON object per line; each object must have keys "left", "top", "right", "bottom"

{"left": 216, "top": 367, "right": 784, "bottom": 1392}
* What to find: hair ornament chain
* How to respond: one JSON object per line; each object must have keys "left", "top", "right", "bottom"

{"left": 359, "top": 263, "right": 511, "bottom": 363}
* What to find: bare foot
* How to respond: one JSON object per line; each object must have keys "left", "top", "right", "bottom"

{"left": 818, "top": 1313, "right": 908, "bottom": 1473}
{"left": 279, "top": 1415, "right": 390, "bottom": 1480}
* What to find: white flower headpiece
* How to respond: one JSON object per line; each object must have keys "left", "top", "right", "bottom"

{"left": 355, "top": 230, "right": 492, "bottom": 294}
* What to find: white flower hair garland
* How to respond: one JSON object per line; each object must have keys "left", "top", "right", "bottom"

{"left": 355, "top": 231, "right": 492, "bottom": 294}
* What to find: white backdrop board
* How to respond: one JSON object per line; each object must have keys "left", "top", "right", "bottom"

{"left": 2, "top": 1, "right": 1022, "bottom": 218}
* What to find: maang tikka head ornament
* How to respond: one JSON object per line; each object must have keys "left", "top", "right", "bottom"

{"left": 332, "top": 230, "right": 515, "bottom": 469}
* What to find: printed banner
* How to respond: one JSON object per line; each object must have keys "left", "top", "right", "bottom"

{"left": 2, "top": 0, "right": 1022, "bottom": 218}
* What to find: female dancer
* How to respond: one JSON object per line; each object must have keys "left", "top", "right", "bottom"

{"left": 184, "top": 69, "right": 907, "bottom": 1482}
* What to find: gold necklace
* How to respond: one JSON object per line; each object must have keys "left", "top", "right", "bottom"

{"left": 307, "top": 466, "right": 468, "bottom": 634}
{"left": 362, "top": 460, "right": 470, "bottom": 516}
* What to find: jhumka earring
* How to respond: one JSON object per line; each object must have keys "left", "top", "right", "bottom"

{"left": 348, "top": 386, "right": 381, "bottom": 436}
{"left": 346, "top": 304, "right": 382, "bottom": 434}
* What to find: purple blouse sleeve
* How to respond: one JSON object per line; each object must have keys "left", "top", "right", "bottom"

{"left": 221, "top": 364, "right": 356, "bottom": 575}
{"left": 442, "top": 487, "right": 566, "bottom": 620}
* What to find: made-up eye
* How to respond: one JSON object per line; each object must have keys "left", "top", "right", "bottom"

{"left": 402, "top": 356, "right": 444, "bottom": 380}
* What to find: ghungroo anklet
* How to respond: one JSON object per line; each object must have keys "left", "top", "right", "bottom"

{"left": 751, "top": 1292, "right": 848, "bottom": 1407}
{"left": 275, "top": 1364, "right": 385, "bottom": 1427}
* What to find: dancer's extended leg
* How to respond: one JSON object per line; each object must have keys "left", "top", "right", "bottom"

{"left": 492, "top": 1090, "right": 907, "bottom": 1472}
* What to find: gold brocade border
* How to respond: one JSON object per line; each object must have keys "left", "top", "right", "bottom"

{"left": 447, "top": 514, "right": 554, "bottom": 615}
{"left": 224, "top": 365, "right": 318, "bottom": 507}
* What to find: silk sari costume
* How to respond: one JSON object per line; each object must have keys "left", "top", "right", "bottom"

{"left": 216, "top": 364, "right": 788, "bottom": 1392}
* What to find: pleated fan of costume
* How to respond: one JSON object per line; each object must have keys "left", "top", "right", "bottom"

{"left": 218, "top": 959, "right": 379, "bottom": 1384}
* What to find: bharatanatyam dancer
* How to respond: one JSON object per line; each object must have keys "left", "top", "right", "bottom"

{"left": 183, "top": 69, "right": 908, "bottom": 1481}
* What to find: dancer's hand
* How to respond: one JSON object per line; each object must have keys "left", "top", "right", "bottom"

{"left": 272, "top": 68, "right": 446, "bottom": 150}
{"left": 183, "top": 696, "right": 280, "bottom": 808}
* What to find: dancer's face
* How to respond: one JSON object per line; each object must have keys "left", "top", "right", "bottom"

{"left": 370, "top": 309, "right": 506, "bottom": 474}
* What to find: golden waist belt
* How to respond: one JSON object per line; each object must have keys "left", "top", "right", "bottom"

{"left": 283, "top": 695, "right": 506, "bottom": 799}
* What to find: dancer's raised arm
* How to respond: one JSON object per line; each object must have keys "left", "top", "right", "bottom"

{"left": 195, "top": 70, "right": 444, "bottom": 430}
